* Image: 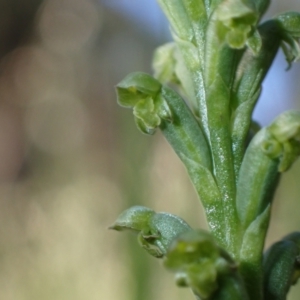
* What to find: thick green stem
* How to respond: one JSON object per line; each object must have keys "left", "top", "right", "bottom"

{"left": 202, "top": 15, "right": 242, "bottom": 256}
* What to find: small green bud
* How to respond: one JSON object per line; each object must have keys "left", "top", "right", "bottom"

{"left": 173, "top": 35, "right": 200, "bottom": 72}
{"left": 116, "top": 72, "right": 161, "bottom": 108}
{"left": 142, "top": 212, "right": 192, "bottom": 258}
{"left": 133, "top": 98, "right": 161, "bottom": 129}
{"left": 214, "top": 0, "right": 258, "bottom": 49}
{"left": 110, "top": 206, "right": 191, "bottom": 258}
{"left": 265, "top": 110, "right": 300, "bottom": 171}
{"left": 116, "top": 72, "right": 174, "bottom": 135}
{"left": 164, "top": 230, "right": 235, "bottom": 299}
{"left": 152, "top": 43, "right": 179, "bottom": 84}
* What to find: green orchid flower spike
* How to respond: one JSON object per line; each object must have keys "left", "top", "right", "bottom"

{"left": 110, "top": 0, "right": 300, "bottom": 299}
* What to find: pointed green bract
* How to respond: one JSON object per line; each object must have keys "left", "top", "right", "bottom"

{"left": 180, "top": 154, "right": 226, "bottom": 247}
{"left": 236, "top": 109, "right": 300, "bottom": 230}
{"left": 239, "top": 205, "right": 271, "bottom": 300}
{"left": 236, "top": 127, "right": 279, "bottom": 230}
{"left": 263, "top": 233, "right": 300, "bottom": 300}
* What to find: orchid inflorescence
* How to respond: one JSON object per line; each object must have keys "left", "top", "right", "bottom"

{"left": 110, "top": 0, "right": 300, "bottom": 299}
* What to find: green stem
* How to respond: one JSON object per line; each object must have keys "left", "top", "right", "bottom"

{"left": 202, "top": 15, "right": 241, "bottom": 256}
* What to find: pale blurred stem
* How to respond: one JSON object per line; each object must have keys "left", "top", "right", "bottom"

{"left": 232, "top": 21, "right": 281, "bottom": 176}
{"left": 119, "top": 112, "right": 154, "bottom": 300}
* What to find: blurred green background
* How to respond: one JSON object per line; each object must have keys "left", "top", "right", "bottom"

{"left": 0, "top": 0, "right": 299, "bottom": 299}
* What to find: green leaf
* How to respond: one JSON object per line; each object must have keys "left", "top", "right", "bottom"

{"left": 233, "top": 20, "right": 281, "bottom": 109}
{"left": 202, "top": 73, "right": 239, "bottom": 255}
{"left": 159, "top": 86, "right": 212, "bottom": 170}
{"left": 237, "top": 111, "right": 300, "bottom": 231}
{"left": 263, "top": 232, "right": 300, "bottom": 300}
{"left": 179, "top": 154, "right": 227, "bottom": 248}
{"left": 276, "top": 12, "right": 300, "bottom": 38}
{"left": 109, "top": 205, "right": 155, "bottom": 232}
{"left": 275, "top": 12, "right": 300, "bottom": 66}
{"left": 236, "top": 128, "right": 279, "bottom": 230}
{"left": 231, "top": 20, "right": 282, "bottom": 173}
{"left": 173, "top": 34, "right": 200, "bottom": 72}
{"left": 157, "top": 0, "right": 194, "bottom": 41}
{"left": 157, "top": 0, "right": 207, "bottom": 44}
{"left": 283, "top": 232, "right": 300, "bottom": 247}
{"left": 213, "top": 275, "right": 250, "bottom": 300}
{"left": 231, "top": 88, "right": 262, "bottom": 177}
{"left": 239, "top": 205, "right": 271, "bottom": 300}
{"left": 240, "top": 205, "right": 270, "bottom": 263}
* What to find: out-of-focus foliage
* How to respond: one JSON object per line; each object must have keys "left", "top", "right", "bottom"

{"left": 0, "top": 1, "right": 202, "bottom": 299}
